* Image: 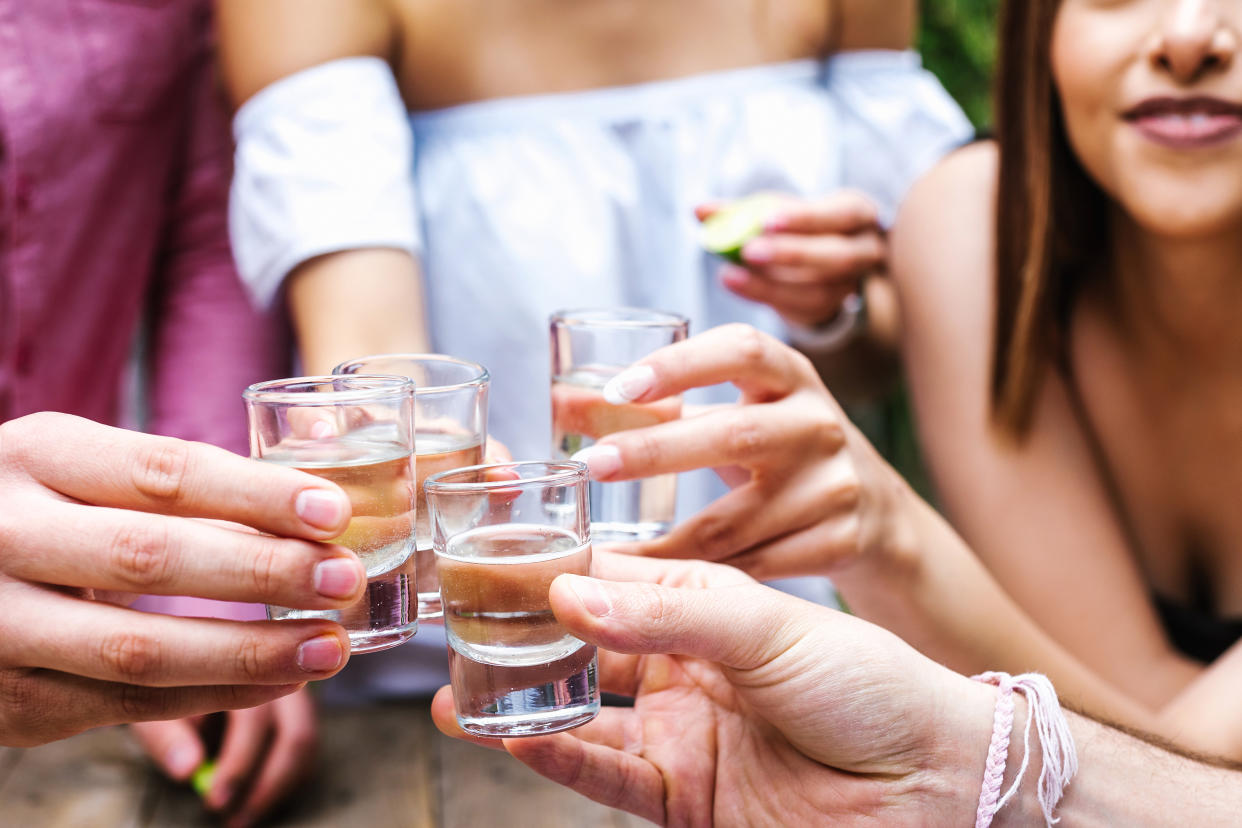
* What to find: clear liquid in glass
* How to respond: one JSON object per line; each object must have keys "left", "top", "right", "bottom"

{"left": 552, "top": 366, "right": 680, "bottom": 541}
{"left": 439, "top": 523, "right": 598, "bottom": 736}
{"left": 263, "top": 437, "right": 417, "bottom": 653}
{"left": 415, "top": 431, "right": 484, "bottom": 620}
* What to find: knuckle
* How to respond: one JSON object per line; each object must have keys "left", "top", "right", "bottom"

{"left": 110, "top": 523, "right": 176, "bottom": 590}
{"left": 730, "top": 325, "right": 771, "bottom": 370}
{"left": 234, "top": 633, "right": 267, "bottom": 683}
{"left": 130, "top": 438, "right": 192, "bottom": 505}
{"left": 118, "top": 683, "right": 166, "bottom": 720}
{"left": 248, "top": 539, "right": 283, "bottom": 599}
{"left": 723, "top": 416, "right": 770, "bottom": 463}
{"left": 99, "top": 631, "right": 164, "bottom": 684}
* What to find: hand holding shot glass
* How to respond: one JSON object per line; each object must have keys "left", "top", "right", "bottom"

{"left": 334, "top": 355, "right": 489, "bottom": 620}
{"left": 550, "top": 308, "right": 688, "bottom": 541}
{"left": 425, "top": 461, "right": 599, "bottom": 737}
{"left": 244, "top": 375, "right": 418, "bottom": 653}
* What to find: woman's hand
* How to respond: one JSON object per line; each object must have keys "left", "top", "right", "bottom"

{"left": 698, "top": 191, "right": 884, "bottom": 329}
{"left": 431, "top": 551, "right": 990, "bottom": 825}
{"left": 571, "top": 324, "right": 911, "bottom": 581}
{"left": 0, "top": 413, "right": 362, "bottom": 747}
{"left": 132, "top": 688, "right": 316, "bottom": 828}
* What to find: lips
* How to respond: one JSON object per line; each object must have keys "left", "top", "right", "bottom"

{"left": 1123, "top": 96, "right": 1242, "bottom": 148}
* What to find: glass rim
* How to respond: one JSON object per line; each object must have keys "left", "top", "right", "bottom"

{"left": 242, "top": 374, "right": 415, "bottom": 405}
{"left": 424, "top": 460, "right": 587, "bottom": 494}
{"left": 332, "top": 353, "right": 490, "bottom": 395}
{"left": 550, "top": 307, "right": 689, "bottom": 330}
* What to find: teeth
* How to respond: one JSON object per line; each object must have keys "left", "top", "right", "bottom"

{"left": 1191, "top": 113, "right": 1210, "bottom": 124}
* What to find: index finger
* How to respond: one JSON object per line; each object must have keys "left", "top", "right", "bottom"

{"left": 764, "top": 190, "right": 880, "bottom": 234}
{"left": 598, "top": 324, "right": 812, "bottom": 407}
{"left": 3, "top": 413, "right": 351, "bottom": 540}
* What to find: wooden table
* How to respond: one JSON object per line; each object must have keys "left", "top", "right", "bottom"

{"left": 0, "top": 702, "right": 648, "bottom": 827}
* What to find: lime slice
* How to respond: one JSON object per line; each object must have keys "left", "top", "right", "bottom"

{"left": 191, "top": 759, "right": 217, "bottom": 799}
{"left": 699, "top": 195, "right": 782, "bottom": 264}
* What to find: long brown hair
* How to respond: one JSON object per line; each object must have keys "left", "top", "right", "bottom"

{"left": 993, "top": 0, "right": 1108, "bottom": 438}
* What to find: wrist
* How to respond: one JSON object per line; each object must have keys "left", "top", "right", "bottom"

{"left": 910, "top": 676, "right": 1002, "bottom": 823}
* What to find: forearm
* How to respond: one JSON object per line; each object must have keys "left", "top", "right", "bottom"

{"left": 833, "top": 485, "right": 1155, "bottom": 732}
{"left": 1156, "top": 639, "right": 1242, "bottom": 759}
{"left": 995, "top": 706, "right": 1242, "bottom": 826}
{"left": 287, "top": 249, "right": 429, "bottom": 374}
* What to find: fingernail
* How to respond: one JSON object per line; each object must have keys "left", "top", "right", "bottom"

{"left": 208, "top": 780, "right": 234, "bottom": 811}
{"left": 314, "top": 557, "right": 362, "bottom": 599}
{"left": 571, "top": 444, "right": 622, "bottom": 480}
{"left": 310, "top": 420, "right": 334, "bottom": 439}
{"left": 719, "top": 265, "right": 748, "bottom": 287}
{"left": 741, "top": 238, "right": 774, "bottom": 263}
{"left": 166, "top": 742, "right": 199, "bottom": 778}
{"left": 603, "top": 365, "right": 655, "bottom": 404}
{"left": 763, "top": 215, "right": 788, "bottom": 232}
{"left": 566, "top": 576, "right": 613, "bottom": 617}
{"left": 297, "top": 634, "right": 344, "bottom": 673}
{"left": 296, "top": 488, "right": 348, "bottom": 531}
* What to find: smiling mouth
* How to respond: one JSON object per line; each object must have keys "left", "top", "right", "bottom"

{"left": 1123, "top": 96, "right": 1242, "bottom": 148}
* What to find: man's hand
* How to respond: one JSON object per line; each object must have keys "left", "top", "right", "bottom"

{"left": 0, "top": 413, "right": 366, "bottom": 746}
{"left": 432, "top": 551, "right": 992, "bottom": 825}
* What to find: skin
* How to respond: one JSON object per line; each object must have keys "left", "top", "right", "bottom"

{"left": 433, "top": 552, "right": 1242, "bottom": 826}
{"left": 0, "top": 413, "right": 360, "bottom": 747}
{"left": 891, "top": 0, "right": 1242, "bottom": 756}
{"left": 207, "top": 5, "right": 920, "bottom": 818}
{"left": 214, "top": 0, "right": 915, "bottom": 376}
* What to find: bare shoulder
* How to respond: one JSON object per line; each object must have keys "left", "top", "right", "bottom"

{"left": 216, "top": 0, "right": 397, "bottom": 107}
{"left": 890, "top": 141, "right": 998, "bottom": 329}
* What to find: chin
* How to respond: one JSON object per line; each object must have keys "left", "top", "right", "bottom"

{"left": 1119, "top": 185, "right": 1242, "bottom": 240}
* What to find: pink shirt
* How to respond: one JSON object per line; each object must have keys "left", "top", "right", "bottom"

{"left": 0, "top": 1, "right": 285, "bottom": 454}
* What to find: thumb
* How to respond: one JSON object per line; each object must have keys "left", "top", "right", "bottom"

{"left": 131, "top": 718, "right": 206, "bottom": 781}
{"left": 549, "top": 575, "right": 806, "bottom": 671}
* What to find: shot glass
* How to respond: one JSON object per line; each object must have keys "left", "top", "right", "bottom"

{"left": 334, "top": 354, "right": 489, "bottom": 621}
{"left": 425, "top": 461, "right": 599, "bottom": 737}
{"left": 244, "top": 375, "right": 417, "bottom": 653}
{"left": 550, "top": 308, "right": 688, "bottom": 542}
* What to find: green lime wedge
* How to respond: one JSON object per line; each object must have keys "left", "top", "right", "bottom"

{"left": 190, "top": 759, "right": 217, "bottom": 799}
{"left": 699, "top": 195, "right": 782, "bottom": 264}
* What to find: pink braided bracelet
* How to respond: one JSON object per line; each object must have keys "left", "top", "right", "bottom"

{"left": 971, "top": 672, "right": 1078, "bottom": 827}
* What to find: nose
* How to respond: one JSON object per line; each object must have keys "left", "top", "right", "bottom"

{"left": 1150, "top": 0, "right": 1237, "bottom": 82}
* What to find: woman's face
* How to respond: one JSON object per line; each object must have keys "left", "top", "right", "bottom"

{"left": 1053, "top": 0, "right": 1242, "bottom": 238}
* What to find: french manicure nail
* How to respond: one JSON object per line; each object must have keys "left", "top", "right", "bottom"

{"left": 603, "top": 365, "right": 656, "bottom": 405}
{"left": 567, "top": 576, "right": 613, "bottom": 618}
{"left": 314, "top": 557, "right": 361, "bottom": 599}
{"left": 296, "top": 488, "right": 348, "bottom": 531}
{"left": 297, "top": 634, "right": 344, "bottom": 673}
{"left": 572, "top": 444, "right": 622, "bottom": 479}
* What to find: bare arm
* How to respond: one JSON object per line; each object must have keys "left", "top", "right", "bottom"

{"left": 217, "top": 0, "right": 429, "bottom": 374}
{"left": 890, "top": 142, "right": 1200, "bottom": 709}
{"left": 891, "top": 144, "right": 1242, "bottom": 758}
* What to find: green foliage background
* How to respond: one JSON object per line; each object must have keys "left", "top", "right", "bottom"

{"left": 918, "top": 0, "right": 1001, "bottom": 127}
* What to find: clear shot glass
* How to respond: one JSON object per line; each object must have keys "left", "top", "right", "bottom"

{"left": 550, "top": 308, "right": 688, "bottom": 542}
{"left": 334, "top": 355, "right": 489, "bottom": 621}
{"left": 425, "top": 461, "right": 599, "bottom": 737}
{"left": 244, "top": 375, "right": 417, "bottom": 653}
